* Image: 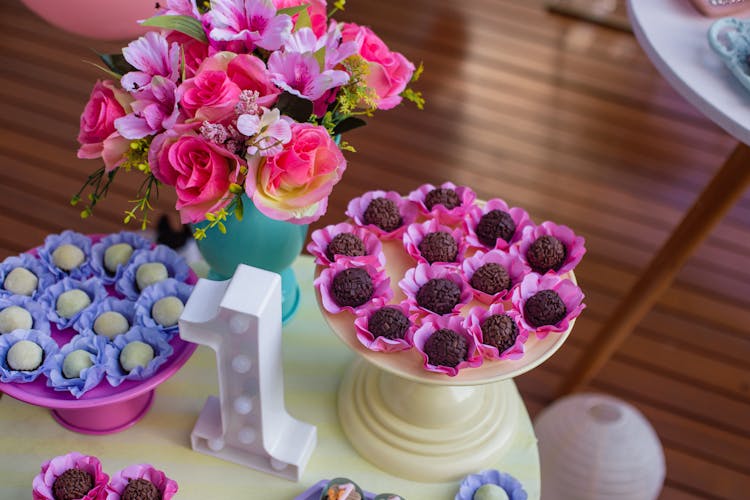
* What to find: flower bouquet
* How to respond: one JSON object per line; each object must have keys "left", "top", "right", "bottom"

{"left": 74, "top": 0, "right": 422, "bottom": 238}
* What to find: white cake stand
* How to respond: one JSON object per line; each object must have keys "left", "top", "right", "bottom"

{"left": 316, "top": 240, "right": 577, "bottom": 482}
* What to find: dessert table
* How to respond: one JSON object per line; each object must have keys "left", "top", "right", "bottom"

{"left": 0, "top": 256, "right": 541, "bottom": 499}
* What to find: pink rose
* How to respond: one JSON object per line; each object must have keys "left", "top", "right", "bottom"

{"left": 273, "top": 0, "right": 328, "bottom": 37}
{"left": 167, "top": 32, "right": 209, "bottom": 78}
{"left": 77, "top": 80, "right": 132, "bottom": 168}
{"left": 178, "top": 70, "right": 241, "bottom": 123}
{"left": 196, "top": 52, "right": 280, "bottom": 108}
{"left": 247, "top": 123, "right": 345, "bottom": 224}
{"left": 341, "top": 23, "right": 415, "bottom": 110}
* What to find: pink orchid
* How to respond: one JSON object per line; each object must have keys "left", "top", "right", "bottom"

{"left": 237, "top": 107, "right": 292, "bottom": 156}
{"left": 157, "top": 0, "right": 201, "bottom": 18}
{"left": 284, "top": 24, "right": 359, "bottom": 69}
{"left": 115, "top": 76, "right": 180, "bottom": 139}
{"left": 267, "top": 50, "right": 349, "bottom": 101}
{"left": 121, "top": 32, "right": 180, "bottom": 91}
{"left": 207, "top": 0, "right": 293, "bottom": 51}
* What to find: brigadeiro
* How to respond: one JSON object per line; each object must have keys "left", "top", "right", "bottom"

{"left": 32, "top": 452, "right": 109, "bottom": 500}
{"left": 90, "top": 231, "right": 151, "bottom": 284}
{"left": 38, "top": 277, "right": 108, "bottom": 330}
{"left": 0, "top": 253, "right": 55, "bottom": 299}
{"left": 38, "top": 231, "right": 94, "bottom": 281}
{"left": 47, "top": 334, "right": 107, "bottom": 398}
{"left": 0, "top": 329, "right": 59, "bottom": 384}
{"left": 316, "top": 260, "right": 392, "bottom": 314}
{"left": 105, "top": 464, "right": 178, "bottom": 500}
{"left": 399, "top": 262, "right": 472, "bottom": 316}
{"left": 467, "top": 304, "right": 528, "bottom": 360}
{"left": 461, "top": 249, "right": 529, "bottom": 304}
{"left": 464, "top": 199, "right": 533, "bottom": 251}
{"left": 512, "top": 273, "right": 585, "bottom": 339}
{"left": 346, "top": 190, "right": 418, "bottom": 240}
{"left": 354, "top": 302, "right": 415, "bottom": 352}
{"left": 403, "top": 219, "right": 465, "bottom": 265}
{"left": 407, "top": 182, "right": 476, "bottom": 224}
{"left": 307, "top": 222, "right": 385, "bottom": 267}
{"left": 409, "top": 314, "right": 482, "bottom": 376}
{"left": 517, "top": 222, "right": 586, "bottom": 275}
{"left": 116, "top": 246, "right": 191, "bottom": 300}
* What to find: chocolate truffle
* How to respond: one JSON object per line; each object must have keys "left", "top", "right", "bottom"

{"left": 416, "top": 278, "right": 461, "bottom": 315}
{"left": 363, "top": 198, "right": 402, "bottom": 232}
{"left": 473, "top": 483, "right": 509, "bottom": 500}
{"left": 62, "top": 349, "right": 93, "bottom": 379}
{"left": 104, "top": 243, "right": 134, "bottom": 274}
{"left": 368, "top": 306, "right": 410, "bottom": 340}
{"left": 423, "top": 328, "right": 468, "bottom": 368}
{"left": 136, "top": 263, "right": 169, "bottom": 291}
{"left": 121, "top": 478, "right": 160, "bottom": 500}
{"left": 93, "top": 311, "right": 130, "bottom": 339}
{"left": 325, "top": 233, "right": 366, "bottom": 262}
{"left": 120, "top": 341, "right": 155, "bottom": 373}
{"left": 417, "top": 232, "right": 458, "bottom": 263}
{"left": 52, "top": 244, "right": 85, "bottom": 272}
{"left": 481, "top": 314, "right": 519, "bottom": 353}
{"left": 52, "top": 468, "right": 94, "bottom": 500}
{"left": 6, "top": 340, "right": 43, "bottom": 371}
{"left": 424, "top": 188, "right": 460, "bottom": 210}
{"left": 526, "top": 235, "right": 566, "bottom": 274}
{"left": 331, "top": 268, "right": 374, "bottom": 308}
{"left": 524, "top": 289, "right": 567, "bottom": 327}
{"left": 56, "top": 289, "right": 91, "bottom": 319}
{"left": 470, "top": 263, "right": 510, "bottom": 295}
{"left": 0, "top": 305, "right": 33, "bottom": 334}
{"left": 476, "top": 209, "right": 516, "bottom": 247}
{"left": 152, "top": 296, "right": 184, "bottom": 327}
{"left": 3, "top": 267, "right": 38, "bottom": 296}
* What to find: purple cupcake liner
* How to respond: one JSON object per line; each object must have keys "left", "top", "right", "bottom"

{"left": 47, "top": 334, "right": 107, "bottom": 398}
{"left": 406, "top": 181, "right": 477, "bottom": 224}
{"left": 461, "top": 248, "right": 530, "bottom": 304}
{"left": 353, "top": 302, "right": 417, "bottom": 352}
{"left": 37, "top": 230, "right": 94, "bottom": 280}
{"left": 90, "top": 231, "right": 152, "bottom": 284}
{"left": 0, "top": 329, "right": 59, "bottom": 383}
{"left": 134, "top": 279, "right": 194, "bottom": 337}
{"left": 0, "top": 253, "right": 56, "bottom": 299}
{"left": 74, "top": 296, "right": 136, "bottom": 338}
{"left": 0, "top": 295, "right": 50, "bottom": 335}
{"left": 402, "top": 219, "right": 466, "bottom": 266}
{"left": 517, "top": 221, "right": 586, "bottom": 275}
{"left": 455, "top": 469, "right": 528, "bottom": 500}
{"left": 511, "top": 273, "right": 585, "bottom": 339}
{"left": 104, "top": 326, "right": 173, "bottom": 387}
{"left": 398, "top": 262, "right": 472, "bottom": 317}
{"left": 116, "top": 245, "right": 191, "bottom": 300}
{"left": 464, "top": 199, "right": 534, "bottom": 251}
{"left": 38, "top": 277, "right": 108, "bottom": 330}
{"left": 307, "top": 222, "right": 385, "bottom": 268}
{"left": 407, "top": 314, "right": 482, "bottom": 376}
{"left": 315, "top": 260, "right": 392, "bottom": 314}
{"left": 466, "top": 304, "right": 529, "bottom": 361}
{"left": 345, "top": 190, "right": 418, "bottom": 240}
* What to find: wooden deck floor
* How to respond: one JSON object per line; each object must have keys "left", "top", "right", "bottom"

{"left": 1, "top": 0, "right": 749, "bottom": 498}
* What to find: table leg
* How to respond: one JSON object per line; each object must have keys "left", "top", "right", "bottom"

{"left": 558, "top": 142, "right": 750, "bottom": 396}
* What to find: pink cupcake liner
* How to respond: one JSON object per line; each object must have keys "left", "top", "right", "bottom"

{"left": 353, "top": 302, "right": 417, "bottom": 353}
{"left": 407, "top": 314, "right": 482, "bottom": 376}
{"left": 461, "top": 248, "right": 530, "bottom": 304}
{"left": 32, "top": 452, "right": 109, "bottom": 500}
{"left": 345, "top": 190, "right": 418, "bottom": 240}
{"left": 517, "top": 221, "right": 586, "bottom": 275}
{"left": 398, "top": 262, "right": 472, "bottom": 317}
{"left": 314, "top": 259, "right": 392, "bottom": 314}
{"left": 403, "top": 219, "right": 466, "bottom": 266}
{"left": 307, "top": 222, "right": 385, "bottom": 268}
{"left": 511, "top": 273, "right": 585, "bottom": 339}
{"left": 106, "top": 464, "right": 178, "bottom": 500}
{"left": 464, "top": 198, "right": 534, "bottom": 251}
{"left": 466, "top": 304, "right": 529, "bottom": 361}
{"left": 406, "top": 182, "right": 476, "bottom": 224}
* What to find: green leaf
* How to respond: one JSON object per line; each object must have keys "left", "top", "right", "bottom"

{"left": 234, "top": 197, "right": 244, "bottom": 221}
{"left": 313, "top": 46, "right": 326, "bottom": 72}
{"left": 294, "top": 8, "right": 312, "bottom": 31}
{"left": 141, "top": 15, "right": 207, "bottom": 43}
{"left": 83, "top": 60, "right": 122, "bottom": 79}
{"left": 94, "top": 52, "right": 135, "bottom": 76}
{"left": 277, "top": 4, "right": 309, "bottom": 16}
{"left": 275, "top": 92, "right": 314, "bottom": 123}
{"left": 332, "top": 116, "right": 366, "bottom": 135}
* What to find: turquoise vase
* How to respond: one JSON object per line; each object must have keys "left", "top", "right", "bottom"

{"left": 192, "top": 195, "right": 309, "bottom": 324}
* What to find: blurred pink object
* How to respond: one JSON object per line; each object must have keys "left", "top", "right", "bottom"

{"left": 689, "top": 0, "right": 750, "bottom": 17}
{"left": 20, "top": 0, "right": 156, "bottom": 40}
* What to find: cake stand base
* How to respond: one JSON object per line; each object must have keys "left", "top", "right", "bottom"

{"left": 338, "top": 358, "right": 524, "bottom": 482}
{"left": 50, "top": 390, "right": 155, "bottom": 435}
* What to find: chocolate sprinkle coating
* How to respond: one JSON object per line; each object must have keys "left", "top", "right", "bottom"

{"left": 423, "top": 328, "right": 468, "bottom": 368}
{"left": 524, "top": 289, "right": 567, "bottom": 327}
{"left": 481, "top": 314, "right": 519, "bottom": 353}
{"left": 325, "top": 232, "right": 366, "bottom": 262}
{"left": 417, "top": 231, "right": 458, "bottom": 263}
{"left": 369, "top": 306, "right": 410, "bottom": 340}
{"left": 121, "top": 478, "right": 161, "bottom": 500}
{"left": 416, "top": 278, "right": 461, "bottom": 315}
{"left": 470, "top": 263, "right": 510, "bottom": 295}
{"left": 526, "top": 235, "right": 566, "bottom": 274}
{"left": 331, "top": 268, "right": 374, "bottom": 308}
{"left": 52, "top": 468, "right": 94, "bottom": 500}
{"left": 476, "top": 209, "right": 516, "bottom": 247}
{"left": 363, "top": 198, "right": 402, "bottom": 232}
{"left": 425, "top": 188, "right": 460, "bottom": 210}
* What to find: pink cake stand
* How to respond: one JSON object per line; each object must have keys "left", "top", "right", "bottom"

{"left": 0, "top": 236, "right": 198, "bottom": 435}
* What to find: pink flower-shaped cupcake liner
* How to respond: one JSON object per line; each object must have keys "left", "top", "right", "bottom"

{"left": 407, "top": 314, "right": 482, "bottom": 376}
{"left": 307, "top": 222, "right": 385, "bottom": 268}
{"left": 406, "top": 181, "right": 476, "bottom": 224}
{"left": 353, "top": 302, "right": 417, "bottom": 352}
{"left": 399, "top": 263, "right": 472, "bottom": 317}
{"left": 402, "top": 219, "right": 466, "bottom": 266}
{"left": 32, "top": 452, "right": 109, "bottom": 500}
{"left": 511, "top": 273, "right": 585, "bottom": 339}
{"left": 345, "top": 190, "right": 418, "bottom": 240}
{"left": 464, "top": 198, "right": 534, "bottom": 251}
{"left": 466, "top": 303, "right": 529, "bottom": 361}
{"left": 106, "top": 464, "right": 178, "bottom": 500}
{"left": 461, "top": 248, "right": 530, "bottom": 304}
{"left": 314, "top": 259, "right": 392, "bottom": 314}
{"left": 517, "top": 221, "right": 586, "bottom": 275}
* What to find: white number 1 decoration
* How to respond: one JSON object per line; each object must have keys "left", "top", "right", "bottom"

{"left": 179, "top": 264, "right": 317, "bottom": 481}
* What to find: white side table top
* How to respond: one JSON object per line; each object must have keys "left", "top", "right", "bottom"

{"left": 629, "top": 0, "right": 750, "bottom": 144}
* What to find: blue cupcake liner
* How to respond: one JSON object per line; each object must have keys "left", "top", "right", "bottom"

{"left": 90, "top": 231, "right": 152, "bottom": 284}
{"left": 115, "top": 245, "right": 191, "bottom": 300}
{"left": 0, "top": 329, "right": 59, "bottom": 383}
{"left": 37, "top": 230, "right": 93, "bottom": 280}
{"left": 38, "top": 277, "right": 108, "bottom": 330}
{"left": 73, "top": 296, "right": 136, "bottom": 338}
{"left": 0, "top": 253, "right": 56, "bottom": 300}
{"left": 46, "top": 334, "right": 107, "bottom": 398}
{"left": 134, "top": 279, "right": 193, "bottom": 337}
{"left": 0, "top": 295, "right": 50, "bottom": 335}
{"left": 455, "top": 470, "right": 527, "bottom": 500}
{"left": 104, "top": 326, "right": 173, "bottom": 387}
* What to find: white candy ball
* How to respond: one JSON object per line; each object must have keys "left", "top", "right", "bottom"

{"left": 62, "top": 349, "right": 93, "bottom": 379}
{"left": 0, "top": 306, "right": 33, "bottom": 334}
{"left": 93, "top": 311, "right": 129, "bottom": 339}
{"left": 135, "top": 263, "right": 168, "bottom": 291}
{"left": 56, "top": 289, "right": 91, "bottom": 318}
{"left": 151, "top": 296, "right": 184, "bottom": 327}
{"left": 52, "top": 244, "right": 85, "bottom": 271}
{"left": 6, "top": 340, "right": 43, "bottom": 371}
{"left": 3, "top": 267, "right": 38, "bottom": 296}
{"left": 119, "top": 341, "right": 154, "bottom": 373}
{"left": 104, "top": 243, "right": 134, "bottom": 274}
{"left": 473, "top": 484, "right": 509, "bottom": 500}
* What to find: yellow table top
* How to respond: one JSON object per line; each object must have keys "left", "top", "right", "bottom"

{"left": 0, "top": 256, "right": 540, "bottom": 499}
